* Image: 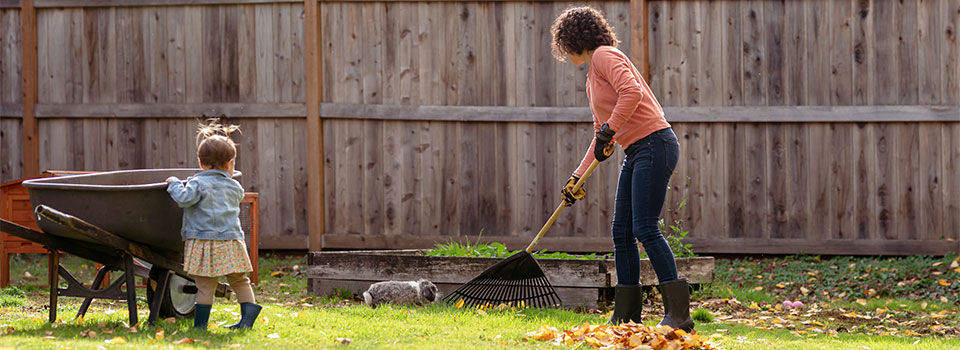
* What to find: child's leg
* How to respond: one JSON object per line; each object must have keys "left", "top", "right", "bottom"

{"left": 225, "top": 272, "right": 261, "bottom": 329}
{"left": 191, "top": 275, "right": 218, "bottom": 329}
{"left": 226, "top": 273, "right": 255, "bottom": 304}
{"left": 193, "top": 275, "right": 219, "bottom": 305}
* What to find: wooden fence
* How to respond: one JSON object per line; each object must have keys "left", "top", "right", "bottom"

{"left": 2, "top": 0, "right": 959, "bottom": 254}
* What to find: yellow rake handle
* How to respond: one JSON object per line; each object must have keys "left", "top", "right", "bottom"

{"left": 525, "top": 159, "right": 600, "bottom": 253}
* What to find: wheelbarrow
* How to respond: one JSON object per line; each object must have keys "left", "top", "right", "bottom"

{"left": 0, "top": 169, "right": 239, "bottom": 325}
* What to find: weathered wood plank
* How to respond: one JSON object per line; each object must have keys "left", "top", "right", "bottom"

{"left": 721, "top": 0, "right": 741, "bottom": 106}
{"left": 917, "top": 123, "right": 942, "bottom": 242}
{"left": 237, "top": 5, "right": 255, "bottom": 102}
{"left": 872, "top": 0, "right": 897, "bottom": 104}
{"left": 806, "top": 123, "right": 829, "bottom": 241}
{"left": 308, "top": 250, "right": 714, "bottom": 287}
{"left": 743, "top": 122, "right": 765, "bottom": 239}
{"left": 895, "top": 123, "right": 920, "bottom": 240}
{"left": 21, "top": 0, "right": 39, "bottom": 177}
{"left": 896, "top": 0, "right": 919, "bottom": 104}
{"left": 762, "top": 0, "right": 782, "bottom": 106}
{"left": 875, "top": 123, "right": 895, "bottom": 240}
{"left": 831, "top": 123, "right": 855, "bottom": 239}
{"left": 740, "top": 0, "right": 764, "bottom": 106}
{"left": 766, "top": 122, "right": 785, "bottom": 239}
{"left": 851, "top": 0, "right": 872, "bottom": 105}
{"left": 830, "top": 0, "right": 852, "bottom": 105}
{"left": 34, "top": 0, "right": 300, "bottom": 7}
{"left": 914, "top": 0, "right": 937, "bottom": 104}
{"left": 683, "top": 238, "right": 959, "bottom": 256}
{"left": 944, "top": 122, "right": 960, "bottom": 243}
{"left": 941, "top": 0, "right": 960, "bottom": 105}
{"left": 314, "top": 104, "right": 960, "bottom": 123}
{"left": 35, "top": 103, "right": 304, "bottom": 117}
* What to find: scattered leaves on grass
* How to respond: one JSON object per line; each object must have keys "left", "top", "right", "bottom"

{"left": 267, "top": 333, "right": 280, "bottom": 339}
{"left": 528, "top": 322, "right": 721, "bottom": 349}
{"left": 154, "top": 329, "right": 164, "bottom": 341}
{"left": 334, "top": 337, "right": 351, "bottom": 345}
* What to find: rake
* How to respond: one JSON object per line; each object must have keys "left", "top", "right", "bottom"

{"left": 443, "top": 160, "right": 600, "bottom": 308}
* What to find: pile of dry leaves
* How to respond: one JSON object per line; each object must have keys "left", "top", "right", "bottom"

{"left": 527, "top": 322, "right": 722, "bottom": 350}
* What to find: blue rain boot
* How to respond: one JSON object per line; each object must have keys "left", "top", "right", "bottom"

{"left": 226, "top": 302, "right": 262, "bottom": 330}
{"left": 193, "top": 304, "right": 212, "bottom": 330}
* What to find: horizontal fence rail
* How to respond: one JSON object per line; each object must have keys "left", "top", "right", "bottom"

{"left": 5, "top": 104, "right": 957, "bottom": 123}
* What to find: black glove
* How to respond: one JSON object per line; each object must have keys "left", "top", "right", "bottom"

{"left": 594, "top": 123, "right": 616, "bottom": 162}
{"left": 560, "top": 175, "right": 586, "bottom": 207}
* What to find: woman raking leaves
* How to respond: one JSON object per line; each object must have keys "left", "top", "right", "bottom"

{"left": 550, "top": 6, "right": 693, "bottom": 331}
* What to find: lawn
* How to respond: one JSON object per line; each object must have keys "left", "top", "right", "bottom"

{"left": 0, "top": 252, "right": 957, "bottom": 349}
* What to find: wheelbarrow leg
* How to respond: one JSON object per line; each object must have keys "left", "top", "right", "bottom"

{"left": 123, "top": 254, "right": 138, "bottom": 326}
{"left": 147, "top": 268, "right": 171, "bottom": 325}
{"left": 77, "top": 266, "right": 111, "bottom": 319}
{"left": 48, "top": 250, "right": 59, "bottom": 323}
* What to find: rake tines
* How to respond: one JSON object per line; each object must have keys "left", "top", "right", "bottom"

{"left": 443, "top": 252, "right": 562, "bottom": 308}
{"left": 446, "top": 161, "right": 602, "bottom": 309}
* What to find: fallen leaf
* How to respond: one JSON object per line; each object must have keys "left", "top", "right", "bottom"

{"left": 172, "top": 338, "right": 194, "bottom": 345}
{"left": 856, "top": 299, "right": 867, "bottom": 306}
{"left": 164, "top": 317, "right": 176, "bottom": 323}
{"left": 104, "top": 337, "right": 126, "bottom": 344}
{"left": 950, "top": 260, "right": 959, "bottom": 268}
{"left": 454, "top": 298, "right": 465, "bottom": 309}
{"left": 267, "top": 333, "right": 280, "bottom": 339}
{"left": 334, "top": 338, "right": 351, "bottom": 345}
{"left": 154, "top": 329, "right": 164, "bottom": 341}
{"left": 937, "top": 279, "right": 950, "bottom": 286}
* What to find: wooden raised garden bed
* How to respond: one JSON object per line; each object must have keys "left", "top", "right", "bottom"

{"left": 307, "top": 250, "right": 714, "bottom": 308}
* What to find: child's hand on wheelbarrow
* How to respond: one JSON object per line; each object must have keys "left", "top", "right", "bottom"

{"left": 165, "top": 176, "right": 178, "bottom": 183}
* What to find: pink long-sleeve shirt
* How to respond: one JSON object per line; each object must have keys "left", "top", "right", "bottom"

{"left": 573, "top": 45, "right": 671, "bottom": 177}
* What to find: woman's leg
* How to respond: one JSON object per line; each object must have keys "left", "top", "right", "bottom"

{"left": 612, "top": 157, "right": 640, "bottom": 286}
{"left": 226, "top": 273, "right": 256, "bottom": 304}
{"left": 193, "top": 275, "right": 219, "bottom": 305}
{"left": 631, "top": 130, "right": 680, "bottom": 283}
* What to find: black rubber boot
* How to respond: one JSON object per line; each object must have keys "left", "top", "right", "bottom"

{"left": 193, "top": 304, "right": 212, "bottom": 330}
{"left": 610, "top": 285, "right": 644, "bottom": 325}
{"left": 226, "top": 302, "right": 262, "bottom": 330}
{"left": 657, "top": 278, "right": 694, "bottom": 332}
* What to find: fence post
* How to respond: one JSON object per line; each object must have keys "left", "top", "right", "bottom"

{"left": 305, "top": 0, "right": 325, "bottom": 252}
{"left": 21, "top": 0, "right": 38, "bottom": 177}
{"left": 629, "top": 0, "right": 648, "bottom": 79}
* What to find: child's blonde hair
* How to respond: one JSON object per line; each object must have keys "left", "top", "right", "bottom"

{"left": 196, "top": 117, "right": 240, "bottom": 170}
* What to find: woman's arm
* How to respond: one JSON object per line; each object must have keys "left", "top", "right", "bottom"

{"left": 594, "top": 49, "right": 643, "bottom": 132}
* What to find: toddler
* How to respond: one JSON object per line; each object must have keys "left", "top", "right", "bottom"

{"left": 165, "top": 119, "right": 261, "bottom": 330}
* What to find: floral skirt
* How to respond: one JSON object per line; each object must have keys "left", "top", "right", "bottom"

{"left": 183, "top": 239, "right": 252, "bottom": 277}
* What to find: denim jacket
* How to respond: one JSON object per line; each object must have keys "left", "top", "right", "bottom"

{"left": 166, "top": 169, "right": 245, "bottom": 241}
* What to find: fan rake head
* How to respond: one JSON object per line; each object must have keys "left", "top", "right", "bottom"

{"left": 443, "top": 252, "right": 562, "bottom": 308}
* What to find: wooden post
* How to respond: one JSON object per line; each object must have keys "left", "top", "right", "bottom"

{"left": 21, "top": 0, "right": 39, "bottom": 177}
{"left": 629, "top": 0, "right": 649, "bottom": 79}
{"left": 304, "top": 0, "right": 324, "bottom": 251}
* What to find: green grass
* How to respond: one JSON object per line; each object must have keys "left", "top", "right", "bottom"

{"left": 694, "top": 323, "right": 960, "bottom": 350}
{"left": 1, "top": 253, "right": 959, "bottom": 349}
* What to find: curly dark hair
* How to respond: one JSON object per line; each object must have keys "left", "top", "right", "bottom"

{"left": 551, "top": 6, "right": 620, "bottom": 61}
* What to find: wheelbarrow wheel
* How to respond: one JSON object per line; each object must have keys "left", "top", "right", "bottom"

{"left": 146, "top": 267, "right": 196, "bottom": 318}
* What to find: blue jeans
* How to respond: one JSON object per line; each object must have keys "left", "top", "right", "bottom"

{"left": 611, "top": 127, "right": 680, "bottom": 285}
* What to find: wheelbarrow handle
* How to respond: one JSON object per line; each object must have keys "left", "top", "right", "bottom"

{"left": 525, "top": 159, "right": 600, "bottom": 253}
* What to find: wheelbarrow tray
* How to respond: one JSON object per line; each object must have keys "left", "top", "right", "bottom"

{"left": 21, "top": 168, "right": 238, "bottom": 254}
